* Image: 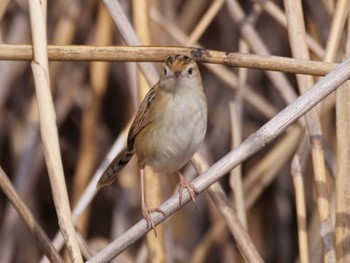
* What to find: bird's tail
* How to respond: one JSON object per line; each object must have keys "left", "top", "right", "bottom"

{"left": 97, "top": 148, "right": 134, "bottom": 188}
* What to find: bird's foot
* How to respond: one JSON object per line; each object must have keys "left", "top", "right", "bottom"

{"left": 141, "top": 203, "right": 166, "bottom": 236}
{"left": 178, "top": 174, "right": 199, "bottom": 208}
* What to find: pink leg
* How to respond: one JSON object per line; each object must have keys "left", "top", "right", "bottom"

{"left": 140, "top": 168, "right": 165, "bottom": 235}
{"left": 178, "top": 172, "right": 199, "bottom": 208}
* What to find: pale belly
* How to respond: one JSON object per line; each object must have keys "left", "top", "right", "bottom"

{"left": 134, "top": 90, "right": 207, "bottom": 173}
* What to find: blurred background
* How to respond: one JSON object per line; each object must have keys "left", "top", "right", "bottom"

{"left": 0, "top": 0, "right": 342, "bottom": 262}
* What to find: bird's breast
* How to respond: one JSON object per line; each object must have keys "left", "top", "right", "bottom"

{"left": 135, "top": 88, "right": 207, "bottom": 173}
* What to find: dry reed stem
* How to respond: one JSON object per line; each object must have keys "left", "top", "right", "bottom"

{"left": 335, "top": 79, "right": 350, "bottom": 261}
{"left": 255, "top": 0, "right": 325, "bottom": 59}
{"left": 228, "top": 24, "right": 251, "bottom": 230}
{"left": 243, "top": 126, "right": 303, "bottom": 208}
{"left": 50, "top": 5, "right": 87, "bottom": 261}
{"left": 0, "top": 14, "right": 33, "bottom": 261}
{"left": 190, "top": 220, "right": 227, "bottom": 263}
{"left": 191, "top": 154, "right": 263, "bottom": 262}
{"left": 202, "top": 62, "right": 277, "bottom": 119}
{"left": 0, "top": 44, "right": 338, "bottom": 76}
{"left": 291, "top": 137, "right": 310, "bottom": 263}
{"left": 311, "top": 137, "right": 335, "bottom": 263}
{"left": 318, "top": 0, "right": 347, "bottom": 130}
{"left": 0, "top": 167, "right": 63, "bottom": 263}
{"left": 41, "top": 121, "right": 131, "bottom": 262}
{"left": 229, "top": 103, "right": 247, "bottom": 227}
{"left": 49, "top": 1, "right": 80, "bottom": 84}
{"left": 86, "top": 42, "right": 350, "bottom": 263}
{"left": 4, "top": 12, "right": 79, "bottom": 257}
{"left": 207, "top": 183, "right": 264, "bottom": 262}
{"left": 75, "top": 232, "right": 95, "bottom": 260}
{"left": 185, "top": 0, "right": 225, "bottom": 45}
{"left": 28, "top": 0, "right": 82, "bottom": 261}
{"left": 226, "top": 0, "right": 297, "bottom": 106}
{"left": 0, "top": 130, "right": 40, "bottom": 262}
{"left": 71, "top": 2, "right": 112, "bottom": 236}
{"left": 335, "top": 17, "right": 350, "bottom": 262}
{"left": 103, "top": 0, "right": 158, "bottom": 86}
{"left": 307, "top": 205, "right": 325, "bottom": 261}
{"left": 324, "top": 0, "right": 349, "bottom": 62}
{"left": 10, "top": 66, "right": 83, "bottom": 263}
{"left": 229, "top": 95, "right": 246, "bottom": 228}
{"left": 177, "top": 0, "right": 210, "bottom": 32}
{"left": 284, "top": 0, "right": 335, "bottom": 261}
{"left": 323, "top": 0, "right": 335, "bottom": 14}
{"left": 208, "top": 183, "right": 264, "bottom": 262}
{"left": 320, "top": 0, "right": 348, "bottom": 125}
{"left": 0, "top": 43, "right": 336, "bottom": 120}
{"left": 0, "top": 43, "right": 335, "bottom": 119}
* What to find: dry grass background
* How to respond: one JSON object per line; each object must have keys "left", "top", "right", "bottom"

{"left": 0, "top": 0, "right": 350, "bottom": 262}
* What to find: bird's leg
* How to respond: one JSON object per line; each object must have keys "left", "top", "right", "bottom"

{"left": 178, "top": 172, "right": 199, "bottom": 208}
{"left": 140, "top": 168, "right": 165, "bottom": 236}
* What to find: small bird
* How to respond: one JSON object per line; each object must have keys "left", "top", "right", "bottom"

{"left": 97, "top": 55, "right": 207, "bottom": 231}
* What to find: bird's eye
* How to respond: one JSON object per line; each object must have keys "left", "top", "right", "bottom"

{"left": 164, "top": 67, "right": 167, "bottom": 76}
{"left": 188, "top": 67, "right": 193, "bottom": 75}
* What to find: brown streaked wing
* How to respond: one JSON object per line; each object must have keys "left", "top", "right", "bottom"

{"left": 126, "top": 82, "right": 159, "bottom": 148}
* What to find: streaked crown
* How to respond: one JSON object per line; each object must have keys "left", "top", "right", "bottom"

{"left": 162, "top": 55, "right": 199, "bottom": 81}
{"left": 165, "top": 55, "right": 193, "bottom": 72}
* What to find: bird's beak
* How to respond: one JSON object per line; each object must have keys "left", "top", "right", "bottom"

{"left": 174, "top": 71, "right": 181, "bottom": 78}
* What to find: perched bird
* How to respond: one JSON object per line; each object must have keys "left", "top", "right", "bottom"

{"left": 97, "top": 55, "right": 207, "bottom": 231}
